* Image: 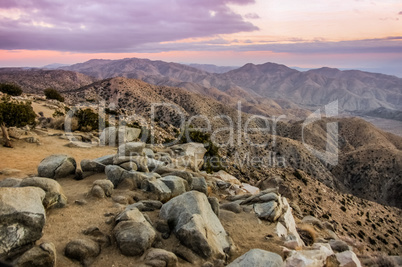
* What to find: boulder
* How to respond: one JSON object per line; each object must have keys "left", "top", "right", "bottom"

{"left": 160, "top": 176, "right": 189, "bottom": 198}
{"left": 143, "top": 248, "right": 178, "bottom": 267}
{"left": 278, "top": 198, "right": 304, "bottom": 247}
{"left": 90, "top": 180, "right": 114, "bottom": 198}
{"left": 114, "top": 155, "right": 149, "bottom": 172}
{"left": 105, "top": 165, "right": 126, "bottom": 187}
{"left": 118, "top": 142, "right": 146, "bottom": 156}
{"left": 38, "top": 155, "right": 76, "bottom": 179}
{"left": 14, "top": 242, "right": 56, "bottom": 267}
{"left": 159, "top": 191, "right": 234, "bottom": 260}
{"left": 19, "top": 177, "right": 67, "bottom": 209}
{"left": 100, "top": 126, "right": 141, "bottom": 146}
{"left": 119, "top": 162, "right": 138, "bottom": 171}
{"left": 80, "top": 159, "right": 105, "bottom": 173}
{"left": 0, "top": 187, "right": 46, "bottom": 259}
{"left": 336, "top": 251, "right": 362, "bottom": 267}
{"left": 227, "top": 249, "right": 283, "bottom": 267}
{"left": 214, "top": 170, "right": 241, "bottom": 186}
{"left": 170, "top": 143, "right": 207, "bottom": 171}
{"left": 220, "top": 203, "right": 242, "bottom": 214}
{"left": 114, "top": 213, "right": 156, "bottom": 256}
{"left": 64, "top": 238, "right": 100, "bottom": 266}
{"left": 285, "top": 243, "right": 334, "bottom": 267}
{"left": 161, "top": 170, "right": 193, "bottom": 185}
{"left": 191, "top": 177, "right": 208, "bottom": 194}
{"left": 82, "top": 227, "right": 111, "bottom": 249}
{"left": 93, "top": 154, "right": 115, "bottom": 165}
{"left": 241, "top": 183, "right": 260, "bottom": 195}
{"left": 254, "top": 199, "right": 283, "bottom": 222}
{"left": 141, "top": 179, "right": 172, "bottom": 202}
{"left": 143, "top": 148, "right": 155, "bottom": 158}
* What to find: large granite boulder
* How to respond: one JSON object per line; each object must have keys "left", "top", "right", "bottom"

{"left": 38, "top": 155, "right": 76, "bottom": 179}
{"left": 159, "top": 191, "right": 234, "bottom": 260}
{"left": 0, "top": 187, "right": 46, "bottom": 259}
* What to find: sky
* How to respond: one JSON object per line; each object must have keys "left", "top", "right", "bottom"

{"left": 0, "top": 0, "right": 402, "bottom": 76}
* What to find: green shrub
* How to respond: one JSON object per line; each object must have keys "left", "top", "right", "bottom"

{"left": 0, "top": 83, "right": 22, "bottom": 96}
{"left": 44, "top": 88, "right": 64, "bottom": 102}
{"left": 74, "top": 108, "right": 108, "bottom": 132}
{"left": 0, "top": 100, "right": 36, "bottom": 127}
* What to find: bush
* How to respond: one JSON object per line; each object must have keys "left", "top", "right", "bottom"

{"left": 0, "top": 83, "right": 22, "bottom": 96}
{"left": 74, "top": 108, "right": 108, "bottom": 132}
{"left": 44, "top": 88, "right": 64, "bottom": 102}
{"left": 0, "top": 100, "right": 36, "bottom": 127}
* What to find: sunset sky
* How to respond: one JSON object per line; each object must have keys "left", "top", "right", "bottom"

{"left": 1, "top": 0, "right": 402, "bottom": 76}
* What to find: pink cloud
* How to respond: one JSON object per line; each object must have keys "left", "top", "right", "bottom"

{"left": 0, "top": 0, "right": 258, "bottom": 53}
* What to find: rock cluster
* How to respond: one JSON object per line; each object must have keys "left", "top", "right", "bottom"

{"left": 0, "top": 141, "right": 373, "bottom": 267}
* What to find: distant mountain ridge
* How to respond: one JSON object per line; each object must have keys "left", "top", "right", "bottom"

{"left": 0, "top": 68, "right": 96, "bottom": 94}
{"left": 187, "top": 63, "right": 238, "bottom": 73}
{"left": 61, "top": 58, "right": 402, "bottom": 112}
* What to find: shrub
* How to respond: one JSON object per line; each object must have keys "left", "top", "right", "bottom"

{"left": 74, "top": 108, "right": 108, "bottom": 132}
{"left": 0, "top": 100, "right": 36, "bottom": 127}
{"left": 0, "top": 100, "right": 36, "bottom": 147}
{"left": 0, "top": 83, "right": 22, "bottom": 96}
{"left": 44, "top": 88, "right": 64, "bottom": 102}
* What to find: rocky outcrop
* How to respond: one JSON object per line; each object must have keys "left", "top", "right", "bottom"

{"left": 38, "top": 155, "right": 76, "bottom": 179}
{"left": 159, "top": 191, "right": 234, "bottom": 260}
{"left": 227, "top": 249, "right": 283, "bottom": 267}
{"left": 0, "top": 187, "right": 46, "bottom": 259}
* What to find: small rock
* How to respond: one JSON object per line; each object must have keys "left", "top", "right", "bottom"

{"left": 92, "top": 180, "right": 114, "bottom": 197}
{"left": 191, "top": 177, "right": 208, "bottom": 194}
{"left": 83, "top": 227, "right": 111, "bottom": 249}
{"left": 220, "top": 203, "right": 242, "bottom": 214}
{"left": 91, "top": 185, "right": 106, "bottom": 198}
{"left": 144, "top": 248, "right": 178, "bottom": 267}
{"left": 329, "top": 239, "right": 350, "bottom": 253}
{"left": 64, "top": 238, "right": 101, "bottom": 266}
{"left": 14, "top": 242, "right": 56, "bottom": 267}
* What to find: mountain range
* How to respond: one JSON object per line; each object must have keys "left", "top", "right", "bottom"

{"left": 0, "top": 58, "right": 401, "bottom": 209}
{"left": 60, "top": 57, "right": 402, "bottom": 113}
